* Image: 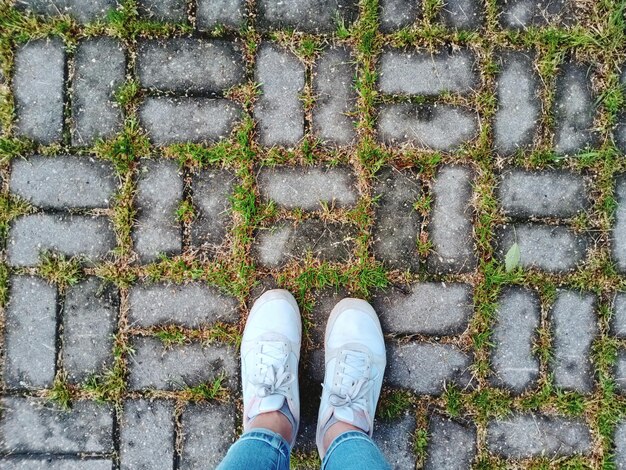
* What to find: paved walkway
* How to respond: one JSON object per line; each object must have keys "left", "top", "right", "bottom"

{"left": 1, "top": 0, "right": 626, "bottom": 468}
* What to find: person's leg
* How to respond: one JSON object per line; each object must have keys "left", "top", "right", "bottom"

{"left": 315, "top": 298, "right": 391, "bottom": 470}
{"left": 217, "top": 290, "right": 302, "bottom": 470}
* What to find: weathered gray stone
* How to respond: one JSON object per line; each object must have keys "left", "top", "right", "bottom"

{"left": 373, "top": 414, "right": 417, "bottom": 470}
{"left": 4, "top": 276, "right": 57, "bottom": 389}
{"left": 137, "top": 39, "right": 244, "bottom": 94}
{"left": 428, "top": 166, "right": 477, "bottom": 274}
{"left": 379, "top": 49, "right": 478, "bottom": 95}
{"left": 63, "top": 277, "right": 118, "bottom": 384}
{"left": 441, "top": 0, "right": 483, "bottom": 28}
{"left": 14, "top": 0, "right": 119, "bottom": 23}
{"left": 615, "top": 420, "right": 626, "bottom": 469}
{"left": 613, "top": 176, "right": 626, "bottom": 273}
{"left": 254, "top": 44, "right": 305, "bottom": 147}
{"left": 498, "top": 169, "right": 588, "bottom": 218}
{"left": 379, "top": 0, "right": 419, "bottom": 32}
{"left": 257, "top": 0, "right": 358, "bottom": 33}
{"left": 387, "top": 342, "right": 473, "bottom": 395}
{"left": 180, "top": 403, "right": 236, "bottom": 470}
{"left": 550, "top": 290, "right": 597, "bottom": 393}
{"left": 10, "top": 155, "right": 117, "bottom": 209}
{"left": 487, "top": 414, "right": 592, "bottom": 458}
{"left": 252, "top": 219, "right": 356, "bottom": 268}
{"left": 133, "top": 159, "right": 182, "bottom": 263}
{"left": 495, "top": 223, "right": 587, "bottom": 273}
{"left": 0, "top": 459, "right": 113, "bottom": 470}
{"left": 139, "top": 97, "right": 242, "bottom": 145}
{"left": 554, "top": 62, "right": 597, "bottom": 155}
{"left": 14, "top": 38, "right": 65, "bottom": 144}
{"left": 371, "top": 167, "right": 421, "bottom": 271}
{"left": 120, "top": 399, "right": 175, "bottom": 470}
{"left": 425, "top": 414, "right": 476, "bottom": 470}
{"left": 137, "top": 0, "right": 186, "bottom": 22}
{"left": 190, "top": 168, "right": 236, "bottom": 255}
{"left": 498, "top": 0, "right": 576, "bottom": 28}
{"left": 494, "top": 51, "right": 540, "bottom": 155}
{"left": 129, "top": 282, "right": 238, "bottom": 327}
{"left": 0, "top": 397, "right": 113, "bottom": 453}
{"left": 128, "top": 337, "right": 237, "bottom": 390}
{"left": 617, "top": 69, "right": 626, "bottom": 153}
{"left": 612, "top": 293, "right": 626, "bottom": 338}
{"left": 313, "top": 47, "right": 357, "bottom": 146}
{"left": 377, "top": 103, "right": 478, "bottom": 151}
{"left": 197, "top": 0, "right": 245, "bottom": 30}
{"left": 7, "top": 214, "right": 116, "bottom": 267}
{"left": 372, "top": 283, "right": 472, "bottom": 335}
{"left": 616, "top": 350, "right": 626, "bottom": 393}
{"left": 490, "top": 287, "right": 540, "bottom": 394}
{"left": 72, "top": 37, "right": 125, "bottom": 146}
{"left": 257, "top": 165, "right": 358, "bottom": 210}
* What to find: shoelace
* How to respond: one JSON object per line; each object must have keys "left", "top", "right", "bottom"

{"left": 327, "top": 351, "right": 374, "bottom": 414}
{"left": 250, "top": 342, "right": 295, "bottom": 398}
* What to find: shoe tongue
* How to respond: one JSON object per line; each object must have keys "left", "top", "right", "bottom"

{"left": 249, "top": 394, "right": 285, "bottom": 419}
{"left": 333, "top": 407, "right": 370, "bottom": 434}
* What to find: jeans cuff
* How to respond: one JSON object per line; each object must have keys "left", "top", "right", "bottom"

{"left": 322, "top": 430, "right": 372, "bottom": 467}
{"left": 240, "top": 428, "right": 291, "bottom": 459}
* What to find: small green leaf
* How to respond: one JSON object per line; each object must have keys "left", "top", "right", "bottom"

{"left": 505, "top": 242, "right": 521, "bottom": 272}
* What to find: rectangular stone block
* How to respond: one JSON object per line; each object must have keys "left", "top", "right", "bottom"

{"left": 190, "top": 168, "right": 236, "bottom": 255}
{"left": 257, "top": 165, "right": 358, "bottom": 211}
{"left": 197, "top": 0, "right": 245, "bottom": 30}
{"left": 386, "top": 342, "right": 473, "bottom": 395}
{"left": 133, "top": 159, "right": 183, "bottom": 263}
{"left": 0, "top": 459, "right": 113, "bottom": 470}
{"left": 554, "top": 62, "right": 597, "bottom": 155}
{"left": 252, "top": 219, "right": 356, "bottom": 268}
{"left": 14, "top": 38, "right": 65, "bottom": 144}
{"left": 14, "top": 0, "right": 119, "bottom": 23}
{"left": 425, "top": 415, "right": 477, "bottom": 469}
{"left": 613, "top": 176, "right": 626, "bottom": 273}
{"left": 7, "top": 214, "right": 115, "bottom": 267}
{"left": 373, "top": 414, "right": 417, "bottom": 469}
{"left": 180, "top": 403, "right": 236, "bottom": 469}
{"left": 137, "top": 39, "right": 245, "bottom": 94}
{"left": 440, "top": 0, "right": 483, "bottom": 28}
{"left": 120, "top": 399, "right": 175, "bottom": 470}
{"left": 137, "top": 0, "right": 186, "bottom": 21}
{"left": 498, "top": 169, "right": 588, "bottom": 218}
{"left": 612, "top": 293, "right": 626, "bottom": 338}
{"left": 490, "top": 287, "right": 540, "bottom": 394}
{"left": 128, "top": 336, "right": 237, "bottom": 391}
{"left": 129, "top": 282, "right": 238, "bottom": 327}
{"left": 617, "top": 70, "right": 626, "bottom": 154}
{"left": 615, "top": 420, "right": 626, "bottom": 469}
{"left": 377, "top": 103, "right": 477, "bottom": 151}
{"left": 139, "top": 97, "right": 241, "bottom": 145}
{"left": 550, "top": 290, "right": 597, "bottom": 393}
{"left": 72, "top": 37, "right": 125, "bottom": 146}
{"left": 427, "top": 165, "right": 477, "bottom": 274}
{"left": 495, "top": 223, "right": 587, "bottom": 273}
{"left": 379, "top": 48, "right": 478, "bottom": 95}
{"left": 371, "top": 166, "right": 420, "bottom": 270}
{"left": 487, "top": 414, "right": 592, "bottom": 458}
{"left": 0, "top": 397, "right": 114, "bottom": 453}
{"left": 372, "top": 283, "right": 472, "bottom": 336}
{"left": 4, "top": 276, "right": 57, "bottom": 389}
{"left": 63, "top": 277, "right": 118, "bottom": 384}
{"left": 617, "top": 350, "right": 626, "bottom": 393}
{"left": 312, "top": 47, "right": 357, "bottom": 146}
{"left": 379, "top": 0, "right": 419, "bottom": 32}
{"left": 10, "top": 155, "right": 117, "bottom": 210}
{"left": 494, "top": 51, "right": 540, "bottom": 155}
{"left": 257, "top": 0, "right": 358, "bottom": 33}
{"left": 498, "top": 0, "right": 576, "bottom": 29}
{"left": 254, "top": 44, "right": 305, "bottom": 147}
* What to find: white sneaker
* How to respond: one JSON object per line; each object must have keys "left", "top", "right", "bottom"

{"left": 316, "top": 298, "right": 386, "bottom": 458}
{"left": 241, "top": 289, "right": 301, "bottom": 447}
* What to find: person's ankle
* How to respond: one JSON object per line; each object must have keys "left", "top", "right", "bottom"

{"left": 322, "top": 421, "right": 364, "bottom": 452}
{"left": 249, "top": 411, "right": 293, "bottom": 443}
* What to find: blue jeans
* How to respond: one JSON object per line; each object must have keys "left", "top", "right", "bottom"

{"left": 217, "top": 428, "right": 391, "bottom": 470}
